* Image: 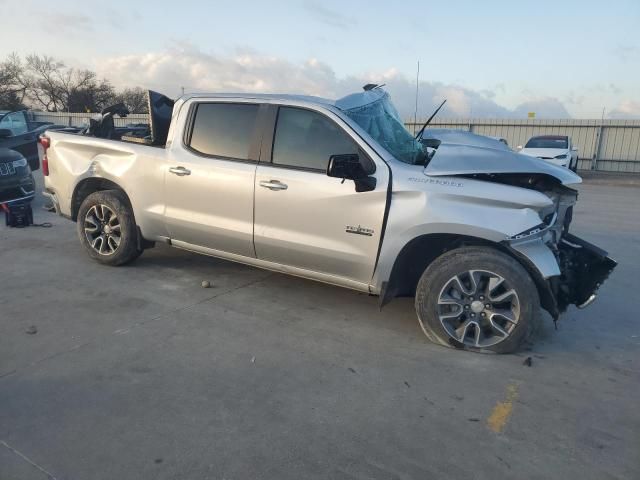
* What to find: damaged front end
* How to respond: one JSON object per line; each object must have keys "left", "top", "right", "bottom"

{"left": 480, "top": 174, "right": 617, "bottom": 319}
{"left": 554, "top": 234, "right": 617, "bottom": 311}
{"left": 462, "top": 172, "right": 616, "bottom": 319}
{"left": 423, "top": 139, "right": 617, "bottom": 320}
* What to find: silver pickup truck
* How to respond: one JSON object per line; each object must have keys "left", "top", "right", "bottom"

{"left": 41, "top": 87, "right": 616, "bottom": 353}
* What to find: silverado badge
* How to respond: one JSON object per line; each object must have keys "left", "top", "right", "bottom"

{"left": 346, "top": 225, "right": 374, "bottom": 236}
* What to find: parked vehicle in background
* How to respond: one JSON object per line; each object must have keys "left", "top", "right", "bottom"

{"left": 0, "top": 110, "right": 63, "bottom": 171}
{"left": 0, "top": 147, "right": 35, "bottom": 204}
{"left": 41, "top": 88, "right": 616, "bottom": 354}
{"left": 518, "top": 135, "right": 578, "bottom": 171}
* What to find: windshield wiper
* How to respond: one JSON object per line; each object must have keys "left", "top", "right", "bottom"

{"left": 414, "top": 99, "right": 447, "bottom": 140}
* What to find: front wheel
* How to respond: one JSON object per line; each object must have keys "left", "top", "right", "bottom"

{"left": 77, "top": 190, "right": 142, "bottom": 266}
{"left": 415, "top": 246, "right": 540, "bottom": 353}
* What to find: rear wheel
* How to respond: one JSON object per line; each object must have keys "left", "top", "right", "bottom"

{"left": 77, "top": 190, "right": 142, "bottom": 266}
{"left": 415, "top": 246, "right": 539, "bottom": 353}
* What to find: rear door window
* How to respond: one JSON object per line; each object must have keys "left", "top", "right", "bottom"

{"left": 188, "top": 103, "right": 260, "bottom": 160}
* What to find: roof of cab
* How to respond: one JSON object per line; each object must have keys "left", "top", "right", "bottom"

{"left": 179, "top": 92, "right": 336, "bottom": 107}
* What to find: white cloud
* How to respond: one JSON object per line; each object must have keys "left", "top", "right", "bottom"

{"left": 609, "top": 100, "right": 640, "bottom": 119}
{"left": 97, "top": 44, "right": 578, "bottom": 119}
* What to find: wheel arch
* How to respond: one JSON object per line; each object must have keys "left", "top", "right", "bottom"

{"left": 378, "top": 233, "right": 558, "bottom": 318}
{"left": 71, "top": 177, "right": 132, "bottom": 222}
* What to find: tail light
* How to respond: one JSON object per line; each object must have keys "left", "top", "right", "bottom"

{"left": 40, "top": 136, "right": 50, "bottom": 176}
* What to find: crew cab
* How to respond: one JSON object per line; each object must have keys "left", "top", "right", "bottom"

{"left": 41, "top": 88, "right": 616, "bottom": 353}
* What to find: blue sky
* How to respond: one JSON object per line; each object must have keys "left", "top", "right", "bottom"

{"left": 1, "top": 0, "right": 639, "bottom": 118}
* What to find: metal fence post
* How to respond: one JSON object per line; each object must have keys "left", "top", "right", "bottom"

{"left": 592, "top": 125, "right": 604, "bottom": 171}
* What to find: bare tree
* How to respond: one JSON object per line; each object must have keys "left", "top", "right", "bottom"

{"left": 0, "top": 54, "right": 29, "bottom": 110}
{"left": 115, "top": 87, "right": 149, "bottom": 114}
{"left": 24, "top": 54, "right": 67, "bottom": 111}
{"left": 22, "top": 54, "right": 116, "bottom": 112}
{"left": 1, "top": 53, "right": 151, "bottom": 113}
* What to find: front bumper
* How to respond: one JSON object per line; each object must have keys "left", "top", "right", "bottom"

{"left": 508, "top": 233, "right": 616, "bottom": 319}
{"left": 0, "top": 172, "right": 36, "bottom": 204}
{"left": 554, "top": 233, "right": 617, "bottom": 311}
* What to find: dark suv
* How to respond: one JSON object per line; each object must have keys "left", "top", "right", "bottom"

{"left": 0, "top": 109, "right": 57, "bottom": 171}
{"left": 0, "top": 147, "right": 35, "bottom": 204}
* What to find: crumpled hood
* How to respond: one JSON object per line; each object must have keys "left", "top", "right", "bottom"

{"left": 520, "top": 147, "right": 569, "bottom": 158}
{"left": 422, "top": 129, "right": 511, "bottom": 151}
{"left": 424, "top": 142, "right": 581, "bottom": 185}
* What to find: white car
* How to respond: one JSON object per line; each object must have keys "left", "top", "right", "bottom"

{"left": 518, "top": 135, "right": 578, "bottom": 171}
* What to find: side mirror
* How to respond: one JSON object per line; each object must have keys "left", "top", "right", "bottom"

{"left": 327, "top": 154, "right": 368, "bottom": 180}
{"left": 571, "top": 146, "right": 578, "bottom": 151}
{"left": 327, "top": 154, "right": 376, "bottom": 192}
{"left": 0, "top": 129, "right": 12, "bottom": 138}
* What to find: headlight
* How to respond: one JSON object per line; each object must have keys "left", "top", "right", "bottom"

{"left": 554, "top": 154, "right": 568, "bottom": 159}
{"left": 12, "top": 158, "right": 28, "bottom": 168}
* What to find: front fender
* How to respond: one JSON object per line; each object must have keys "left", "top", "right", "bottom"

{"left": 507, "top": 237, "right": 560, "bottom": 279}
{"left": 372, "top": 186, "right": 551, "bottom": 291}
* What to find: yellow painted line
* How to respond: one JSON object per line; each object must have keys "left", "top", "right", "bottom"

{"left": 487, "top": 382, "right": 519, "bottom": 433}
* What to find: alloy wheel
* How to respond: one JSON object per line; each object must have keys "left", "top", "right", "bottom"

{"left": 84, "top": 204, "right": 122, "bottom": 255}
{"left": 437, "top": 270, "right": 520, "bottom": 348}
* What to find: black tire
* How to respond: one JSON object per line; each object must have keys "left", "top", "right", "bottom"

{"left": 415, "top": 246, "right": 540, "bottom": 354}
{"left": 570, "top": 159, "right": 578, "bottom": 172}
{"left": 76, "top": 190, "right": 142, "bottom": 266}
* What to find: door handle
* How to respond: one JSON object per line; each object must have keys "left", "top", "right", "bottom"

{"left": 169, "top": 166, "right": 191, "bottom": 176}
{"left": 259, "top": 180, "right": 288, "bottom": 191}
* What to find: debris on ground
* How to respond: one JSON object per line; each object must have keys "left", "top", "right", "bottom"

{"left": 251, "top": 356, "right": 255, "bottom": 363}
{"left": 25, "top": 325, "right": 37, "bottom": 335}
{"left": 201, "top": 280, "right": 212, "bottom": 288}
{"left": 523, "top": 356, "right": 532, "bottom": 367}
{"left": 404, "top": 381, "right": 411, "bottom": 388}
